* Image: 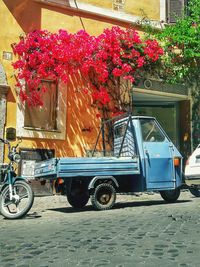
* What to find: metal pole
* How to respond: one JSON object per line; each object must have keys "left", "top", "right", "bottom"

{"left": 101, "top": 118, "right": 106, "bottom": 156}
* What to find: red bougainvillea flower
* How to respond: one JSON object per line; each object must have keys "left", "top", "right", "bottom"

{"left": 82, "top": 88, "right": 89, "bottom": 94}
{"left": 12, "top": 27, "right": 163, "bottom": 109}
{"left": 96, "top": 113, "right": 101, "bottom": 119}
{"left": 144, "top": 40, "right": 164, "bottom": 61}
{"left": 92, "top": 87, "right": 110, "bottom": 105}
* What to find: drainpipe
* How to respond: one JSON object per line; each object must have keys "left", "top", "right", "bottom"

{"left": 0, "top": 64, "right": 9, "bottom": 163}
{"left": 74, "top": 0, "right": 86, "bottom": 31}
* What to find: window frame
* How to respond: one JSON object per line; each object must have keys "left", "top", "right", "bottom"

{"left": 16, "top": 80, "right": 67, "bottom": 140}
{"left": 167, "top": 0, "right": 185, "bottom": 23}
{"left": 24, "top": 79, "right": 59, "bottom": 132}
{"left": 140, "top": 119, "right": 166, "bottom": 143}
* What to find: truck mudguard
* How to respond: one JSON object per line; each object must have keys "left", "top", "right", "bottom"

{"left": 88, "top": 176, "right": 119, "bottom": 190}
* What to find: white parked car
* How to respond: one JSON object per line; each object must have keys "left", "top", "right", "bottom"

{"left": 185, "top": 144, "right": 200, "bottom": 197}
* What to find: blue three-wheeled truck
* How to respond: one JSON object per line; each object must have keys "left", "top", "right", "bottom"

{"left": 34, "top": 115, "right": 183, "bottom": 210}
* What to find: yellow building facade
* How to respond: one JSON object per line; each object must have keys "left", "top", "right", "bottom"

{"left": 0, "top": 0, "right": 190, "bottom": 175}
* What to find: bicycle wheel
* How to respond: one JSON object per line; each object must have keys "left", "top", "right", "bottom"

{"left": 0, "top": 180, "right": 34, "bottom": 219}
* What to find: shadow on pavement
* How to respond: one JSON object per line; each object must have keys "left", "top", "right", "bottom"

{"left": 47, "top": 199, "right": 191, "bottom": 214}
{"left": 25, "top": 213, "right": 42, "bottom": 219}
{"left": 1, "top": 212, "right": 42, "bottom": 220}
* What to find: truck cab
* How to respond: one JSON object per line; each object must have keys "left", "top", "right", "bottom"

{"left": 114, "top": 116, "right": 182, "bottom": 191}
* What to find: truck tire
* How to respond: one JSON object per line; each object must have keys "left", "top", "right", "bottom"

{"left": 160, "top": 188, "right": 180, "bottom": 203}
{"left": 90, "top": 183, "right": 116, "bottom": 211}
{"left": 67, "top": 193, "right": 89, "bottom": 208}
{"left": 189, "top": 187, "right": 200, "bottom": 197}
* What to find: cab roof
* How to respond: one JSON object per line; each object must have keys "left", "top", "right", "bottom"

{"left": 114, "top": 115, "right": 156, "bottom": 125}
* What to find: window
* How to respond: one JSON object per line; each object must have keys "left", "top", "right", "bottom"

{"left": 135, "top": 104, "right": 178, "bottom": 145}
{"left": 196, "top": 155, "right": 200, "bottom": 163}
{"left": 140, "top": 119, "right": 165, "bottom": 142}
{"left": 24, "top": 80, "right": 58, "bottom": 131}
{"left": 113, "top": 0, "right": 125, "bottom": 11}
{"left": 166, "top": 0, "right": 187, "bottom": 23}
{"left": 114, "top": 122, "right": 136, "bottom": 157}
{"left": 114, "top": 123, "right": 127, "bottom": 139}
{"left": 16, "top": 80, "right": 67, "bottom": 140}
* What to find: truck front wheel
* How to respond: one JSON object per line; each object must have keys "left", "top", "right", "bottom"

{"left": 91, "top": 183, "right": 116, "bottom": 210}
{"left": 160, "top": 188, "right": 180, "bottom": 203}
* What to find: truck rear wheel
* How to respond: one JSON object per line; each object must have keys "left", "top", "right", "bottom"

{"left": 160, "top": 188, "right": 180, "bottom": 203}
{"left": 91, "top": 183, "right": 116, "bottom": 210}
{"left": 67, "top": 193, "right": 89, "bottom": 208}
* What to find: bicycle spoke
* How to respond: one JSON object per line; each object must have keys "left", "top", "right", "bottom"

{"left": 16, "top": 203, "right": 20, "bottom": 213}
{"left": 7, "top": 206, "right": 11, "bottom": 213}
{"left": 3, "top": 201, "right": 13, "bottom": 207}
{"left": 19, "top": 193, "right": 28, "bottom": 200}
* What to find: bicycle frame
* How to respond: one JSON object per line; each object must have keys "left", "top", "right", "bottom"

{"left": 1, "top": 168, "right": 28, "bottom": 201}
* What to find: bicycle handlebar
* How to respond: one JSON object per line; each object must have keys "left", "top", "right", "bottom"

{"left": 0, "top": 138, "right": 22, "bottom": 149}
{"left": 0, "top": 138, "right": 9, "bottom": 144}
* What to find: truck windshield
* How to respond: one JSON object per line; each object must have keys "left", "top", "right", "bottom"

{"left": 140, "top": 119, "right": 165, "bottom": 142}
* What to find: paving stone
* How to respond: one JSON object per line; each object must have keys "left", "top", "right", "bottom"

{"left": 0, "top": 191, "right": 200, "bottom": 266}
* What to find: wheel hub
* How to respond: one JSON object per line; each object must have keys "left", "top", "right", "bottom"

{"left": 12, "top": 194, "right": 20, "bottom": 204}
{"left": 100, "top": 194, "right": 110, "bottom": 204}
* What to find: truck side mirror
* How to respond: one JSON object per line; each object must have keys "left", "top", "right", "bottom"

{"left": 6, "top": 127, "right": 16, "bottom": 141}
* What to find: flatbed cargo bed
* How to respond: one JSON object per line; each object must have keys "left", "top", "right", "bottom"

{"left": 34, "top": 156, "right": 140, "bottom": 179}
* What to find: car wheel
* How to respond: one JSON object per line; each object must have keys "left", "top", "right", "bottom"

{"left": 189, "top": 187, "right": 200, "bottom": 197}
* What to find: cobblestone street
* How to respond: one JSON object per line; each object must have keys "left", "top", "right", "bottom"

{"left": 0, "top": 191, "right": 200, "bottom": 267}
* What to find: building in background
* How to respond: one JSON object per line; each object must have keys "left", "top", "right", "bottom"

{"left": 0, "top": 0, "right": 191, "bottom": 181}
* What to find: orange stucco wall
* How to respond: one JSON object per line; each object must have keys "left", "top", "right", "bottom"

{"left": 0, "top": 0, "right": 159, "bottom": 159}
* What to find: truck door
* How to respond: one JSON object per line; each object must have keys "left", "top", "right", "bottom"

{"left": 140, "top": 118, "right": 175, "bottom": 190}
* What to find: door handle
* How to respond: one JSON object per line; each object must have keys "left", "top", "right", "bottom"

{"left": 144, "top": 149, "right": 150, "bottom": 164}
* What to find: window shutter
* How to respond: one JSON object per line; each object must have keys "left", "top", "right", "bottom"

{"left": 167, "top": 0, "right": 185, "bottom": 23}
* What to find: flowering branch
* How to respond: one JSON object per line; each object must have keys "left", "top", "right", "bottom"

{"left": 12, "top": 26, "right": 163, "bottom": 117}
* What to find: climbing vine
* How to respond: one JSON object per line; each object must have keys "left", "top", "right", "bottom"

{"left": 12, "top": 26, "right": 163, "bottom": 118}
{"left": 139, "top": 0, "right": 200, "bottom": 150}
